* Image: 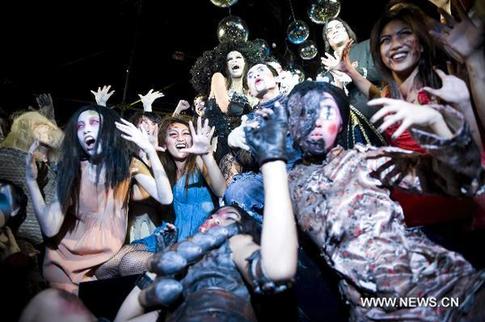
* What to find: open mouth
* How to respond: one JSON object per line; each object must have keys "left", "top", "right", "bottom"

{"left": 255, "top": 78, "right": 263, "bottom": 86}
{"left": 84, "top": 136, "right": 96, "bottom": 149}
{"left": 175, "top": 143, "right": 186, "bottom": 150}
{"left": 390, "top": 51, "right": 408, "bottom": 62}
{"left": 231, "top": 65, "right": 241, "bottom": 72}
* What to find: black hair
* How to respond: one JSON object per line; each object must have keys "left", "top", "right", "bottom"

{"left": 370, "top": 4, "right": 441, "bottom": 98}
{"left": 190, "top": 41, "right": 265, "bottom": 96}
{"left": 209, "top": 204, "right": 262, "bottom": 245}
{"left": 287, "top": 81, "right": 351, "bottom": 156}
{"left": 129, "top": 111, "right": 162, "bottom": 127}
{"left": 242, "top": 62, "right": 279, "bottom": 89}
{"left": 56, "top": 105, "right": 133, "bottom": 219}
{"left": 322, "top": 18, "right": 358, "bottom": 53}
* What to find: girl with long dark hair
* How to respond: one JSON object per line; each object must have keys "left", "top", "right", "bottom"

{"left": 25, "top": 105, "right": 172, "bottom": 293}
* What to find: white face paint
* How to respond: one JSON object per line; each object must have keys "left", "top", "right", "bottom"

{"left": 325, "top": 20, "right": 350, "bottom": 50}
{"left": 246, "top": 64, "right": 277, "bottom": 99}
{"left": 226, "top": 51, "right": 246, "bottom": 79}
{"left": 76, "top": 110, "right": 102, "bottom": 156}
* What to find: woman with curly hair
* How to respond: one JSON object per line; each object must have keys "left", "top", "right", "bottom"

{"left": 190, "top": 41, "right": 264, "bottom": 175}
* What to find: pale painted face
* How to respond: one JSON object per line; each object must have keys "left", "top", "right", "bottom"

{"left": 325, "top": 20, "right": 350, "bottom": 50}
{"left": 199, "top": 206, "right": 241, "bottom": 233}
{"left": 246, "top": 64, "right": 277, "bottom": 98}
{"left": 379, "top": 19, "right": 422, "bottom": 81}
{"left": 226, "top": 51, "right": 246, "bottom": 79}
{"left": 76, "top": 110, "right": 101, "bottom": 156}
{"left": 305, "top": 93, "right": 343, "bottom": 152}
{"left": 163, "top": 122, "right": 192, "bottom": 160}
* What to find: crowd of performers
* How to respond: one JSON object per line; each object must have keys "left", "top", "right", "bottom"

{"left": 2, "top": 1, "right": 485, "bottom": 321}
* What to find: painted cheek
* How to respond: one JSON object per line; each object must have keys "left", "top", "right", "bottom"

{"left": 326, "top": 123, "right": 338, "bottom": 136}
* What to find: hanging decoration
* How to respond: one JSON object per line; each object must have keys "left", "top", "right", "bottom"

{"left": 210, "top": 0, "right": 239, "bottom": 8}
{"left": 299, "top": 40, "right": 318, "bottom": 60}
{"left": 253, "top": 38, "right": 271, "bottom": 57}
{"left": 217, "top": 16, "right": 249, "bottom": 43}
{"left": 287, "top": 20, "right": 310, "bottom": 45}
{"left": 307, "top": 0, "right": 341, "bottom": 24}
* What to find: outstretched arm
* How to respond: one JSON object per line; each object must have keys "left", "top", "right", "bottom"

{"left": 429, "top": 0, "right": 485, "bottom": 128}
{"left": 115, "top": 119, "right": 173, "bottom": 205}
{"left": 322, "top": 41, "right": 380, "bottom": 98}
{"left": 180, "top": 117, "right": 226, "bottom": 197}
{"left": 210, "top": 72, "right": 230, "bottom": 113}
{"left": 232, "top": 102, "right": 298, "bottom": 284}
{"left": 25, "top": 141, "right": 64, "bottom": 237}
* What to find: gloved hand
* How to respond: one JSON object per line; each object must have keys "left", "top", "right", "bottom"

{"left": 244, "top": 102, "right": 288, "bottom": 166}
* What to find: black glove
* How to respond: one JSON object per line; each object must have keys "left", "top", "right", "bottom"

{"left": 244, "top": 102, "right": 288, "bottom": 166}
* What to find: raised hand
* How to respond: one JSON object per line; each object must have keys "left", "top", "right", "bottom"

{"left": 321, "top": 52, "right": 341, "bottom": 71}
{"left": 36, "top": 93, "right": 53, "bottom": 110}
{"left": 25, "top": 140, "right": 40, "bottom": 181}
{"left": 179, "top": 117, "right": 215, "bottom": 155}
{"left": 115, "top": 118, "right": 154, "bottom": 153}
{"left": 173, "top": 100, "right": 191, "bottom": 116}
{"left": 369, "top": 97, "right": 452, "bottom": 139}
{"left": 429, "top": 0, "right": 484, "bottom": 62}
{"left": 90, "top": 85, "right": 115, "bottom": 107}
{"left": 244, "top": 101, "right": 288, "bottom": 166}
{"left": 422, "top": 69, "right": 470, "bottom": 105}
{"left": 138, "top": 89, "right": 164, "bottom": 112}
{"left": 228, "top": 115, "right": 250, "bottom": 151}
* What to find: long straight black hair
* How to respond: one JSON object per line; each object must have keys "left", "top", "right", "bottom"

{"left": 56, "top": 105, "right": 132, "bottom": 217}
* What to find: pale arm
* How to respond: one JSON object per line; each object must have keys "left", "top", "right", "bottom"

{"left": 115, "top": 119, "right": 173, "bottom": 205}
{"left": 210, "top": 73, "right": 230, "bottom": 113}
{"left": 180, "top": 117, "right": 226, "bottom": 197}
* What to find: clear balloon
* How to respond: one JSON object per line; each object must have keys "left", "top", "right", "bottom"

{"left": 253, "top": 38, "right": 270, "bottom": 57}
{"left": 217, "top": 16, "right": 249, "bottom": 43}
{"left": 210, "top": 0, "right": 239, "bottom": 8}
{"left": 299, "top": 40, "right": 318, "bottom": 60}
{"left": 287, "top": 20, "right": 310, "bottom": 45}
{"left": 308, "top": 0, "right": 341, "bottom": 24}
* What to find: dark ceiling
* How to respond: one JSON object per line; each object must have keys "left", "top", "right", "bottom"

{"left": 0, "top": 0, "right": 398, "bottom": 123}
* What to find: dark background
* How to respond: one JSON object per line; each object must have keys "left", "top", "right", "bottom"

{"left": 0, "top": 0, "right": 434, "bottom": 124}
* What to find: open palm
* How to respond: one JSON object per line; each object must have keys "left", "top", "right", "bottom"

{"left": 180, "top": 117, "right": 215, "bottom": 155}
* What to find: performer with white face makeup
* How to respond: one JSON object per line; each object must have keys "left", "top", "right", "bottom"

{"left": 271, "top": 80, "right": 485, "bottom": 322}
{"left": 25, "top": 105, "right": 173, "bottom": 293}
{"left": 190, "top": 41, "right": 264, "bottom": 182}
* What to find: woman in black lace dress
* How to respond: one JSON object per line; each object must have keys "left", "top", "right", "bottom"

{"left": 190, "top": 41, "right": 264, "bottom": 182}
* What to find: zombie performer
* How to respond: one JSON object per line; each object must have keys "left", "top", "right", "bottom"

{"left": 25, "top": 105, "right": 173, "bottom": 293}
{"left": 268, "top": 81, "right": 484, "bottom": 321}
{"left": 190, "top": 41, "right": 263, "bottom": 167}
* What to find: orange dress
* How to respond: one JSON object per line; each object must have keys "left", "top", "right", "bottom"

{"left": 43, "top": 158, "right": 150, "bottom": 293}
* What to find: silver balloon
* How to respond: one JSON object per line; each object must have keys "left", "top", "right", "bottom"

{"left": 308, "top": 0, "right": 341, "bottom": 24}
{"left": 217, "top": 16, "right": 249, "bottom": 43}
{"left": 210, "top": 0, "right": 239, "bottom": 8}
{"left": 253, "top": 38, "right": 270, "bottom": 57}
{"left": 299, "top": 40, "right": 318, "bottom": 60}
{"left": 287, "top": 20, "right": 310, "bottom": 45}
